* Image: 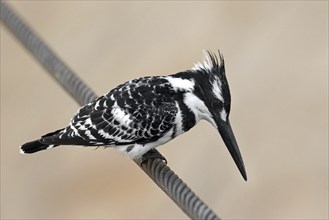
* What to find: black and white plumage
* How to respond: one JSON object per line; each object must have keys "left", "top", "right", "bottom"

{"left": 21, "top": 51, "right": 247, "bottom": 180}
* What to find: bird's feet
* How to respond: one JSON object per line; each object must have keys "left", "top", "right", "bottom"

{"left": 140, "top": 149, "right": 167, "bottom": 165}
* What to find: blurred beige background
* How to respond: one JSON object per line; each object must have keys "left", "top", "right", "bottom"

{"left": 1, "top": 1, "right": 328, "bottom": 219}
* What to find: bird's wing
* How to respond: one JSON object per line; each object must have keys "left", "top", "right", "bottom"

{"left": 65, "top": 77, "right": 178, "bottom": 146}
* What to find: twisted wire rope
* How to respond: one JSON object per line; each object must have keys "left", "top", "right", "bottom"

{"left": 0, "top": 2, "right": 219, "bottom": 219}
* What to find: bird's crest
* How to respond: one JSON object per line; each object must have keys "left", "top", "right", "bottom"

{"left": 192, "top": 50, "right": 225, "bottom": 74}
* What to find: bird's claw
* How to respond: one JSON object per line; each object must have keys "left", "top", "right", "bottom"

{"left": 140, "top": 149, "right": 167, "bottom": 165}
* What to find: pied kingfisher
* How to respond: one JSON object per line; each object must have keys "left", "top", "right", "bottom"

{"left": 21, "top": 51, "right": 247, "bottom": 180}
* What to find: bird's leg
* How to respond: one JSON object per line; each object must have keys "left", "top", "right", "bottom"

{"left": 140, "top": 149, "right": 167, "bottom": 165}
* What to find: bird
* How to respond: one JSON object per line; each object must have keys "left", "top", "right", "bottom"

{"left": 20, "top": 50, "right": 247, "bottom": 181}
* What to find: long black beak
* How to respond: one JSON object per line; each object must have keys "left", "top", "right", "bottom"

{"left": 216, "top": 119, "right": 247, "bottom": 181}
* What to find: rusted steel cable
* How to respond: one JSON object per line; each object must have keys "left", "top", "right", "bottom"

{"left": 0, "top": 2, "right": 220, "bottom": 219}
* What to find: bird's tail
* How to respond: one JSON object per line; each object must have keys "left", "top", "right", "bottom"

{"left": 20, "top": 140, "right": 57, "bottom": 154}
{"left": 20, "top": 128, "right": 64, "bottom": 154}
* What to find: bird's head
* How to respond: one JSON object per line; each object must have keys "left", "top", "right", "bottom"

{"left": 192, "top": 51, "right": 247, "bottom": 181}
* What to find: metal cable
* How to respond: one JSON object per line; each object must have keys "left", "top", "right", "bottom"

{"left": 0, "top": 2, "right": 220, "bottom": 219}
